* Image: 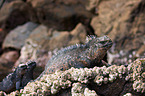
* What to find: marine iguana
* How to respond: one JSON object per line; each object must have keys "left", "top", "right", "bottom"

{"left": 0, "top": 35, "right": 112, "bottom": 93}
{"left": 0, "top": 61, "right": 36, "bottom": 93}
{"left": 36, "top": 35, "right": 113, "bottom": 80}
{"left": 0, "top": 64, "right": 27, "bottom": 93}
{"left": 21, "top": 61, "right": 36, "bottom": 87}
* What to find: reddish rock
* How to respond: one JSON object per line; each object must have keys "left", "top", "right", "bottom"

{"left": 0, "top": 0, "right": 37, "bottom": 31}
{"left": 27, "top": 0, "right": 93, "bottom": 30}
{"left": 0, "top": 51, "right": 19, "bottom": 62}
{"left": 0, "top": 50, "right": 19, "bottom": 81}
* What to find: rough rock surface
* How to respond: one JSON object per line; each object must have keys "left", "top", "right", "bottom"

{"left": 85, "top": 0, "right": 100, "bottom": 13}
{"left": 90, "top": 0, "right": 145, "bottom": 64}
{"left": 26, "top": 0, "right": 93, "bottom": 31}
{"left": 1, "top": 58, "right": 144, "bottom": 96}
{"left": 2, "top": 22, "right": 38, "bottom": 49}
{"left": 0, "top": 0, "right": 37, "bottom": 31}
{"left": 0, "top": 29, "right": 6, "bottom": 49}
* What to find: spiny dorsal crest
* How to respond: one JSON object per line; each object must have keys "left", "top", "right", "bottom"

{"left": 86, "top": 35, "right": 110, "bottom": 44}
{"left": 85, "top": 35, "right": 97, "bottom": 43}
{"left": 26, "top": 60, "right": 36, "bottom": 66}
{"left": 53, "top": 43, "right": 84, "bottom": 57}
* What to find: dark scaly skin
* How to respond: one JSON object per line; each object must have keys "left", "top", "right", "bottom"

{"left": 0, "top": 64, "right": 27, "bottom": 93}
{"left": 36, "top": 35, "right": 113, "bottom": 80}
{"left": 21, "top": 61, "right": 36, "bottom": 87}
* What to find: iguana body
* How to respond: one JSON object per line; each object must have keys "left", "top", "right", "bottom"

{"left": 36, "top": 35, "right": 113, "bottom": 80}
{"left": 0, "top": 61, "right": 36, "bottom": 93}
{"left": 0, "top": 64, "right": 27, "bottom": 93}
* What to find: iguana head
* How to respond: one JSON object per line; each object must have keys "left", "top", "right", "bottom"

{"left": 15, "top": 64, "right": 27, "bottom": 90}
{"left": 86, "top": 35, "right": 112, "bottom": 50}
{"left": 26, "top": 61, "right": 36, "bottom": 71}
{"left": 86, "top": 35, "right": 113, "bottom": 63}
{"left": 16, "top": 64, "right": 27, "bottom": 76}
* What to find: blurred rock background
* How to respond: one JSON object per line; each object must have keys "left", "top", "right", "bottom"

{"left": 0, "top": 0, "right": 144, "bottom": 81}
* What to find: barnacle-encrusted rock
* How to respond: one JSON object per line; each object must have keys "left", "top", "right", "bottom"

{"left": 71, "top": 82, "right": 98, "bottom": 96}
{"left": 126, "top": 58, "right": 145, "bottom": 93}
{"left": 71, "top": 83, "right": 84, "bottom": 96}
{"left": 0, "top": 91, "right": 6, "bottom": 96}
{"left": 3, "top": 58, "right": 145, "bottom": 95}
{"left": 7, "top": 90, "right": 19, "bottom": 96}
{"left": 84, "top": 88, "right": 98, "bottom": 96}
{"left": 123, "top": 93, "right": 132, "bottom": 96}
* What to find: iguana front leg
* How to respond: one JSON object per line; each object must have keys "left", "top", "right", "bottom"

{"left": 16, "top": 80, "right": 21, "bottom": 90}
{"left": 15, "top": 64, "right": 27, "bottom": 90}
{"left": 101, "top": 60, "right": 112, "bottom": 66}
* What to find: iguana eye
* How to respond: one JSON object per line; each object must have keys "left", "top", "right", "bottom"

{"left": 99, "top": 41, "right": 107, "bottom": 44}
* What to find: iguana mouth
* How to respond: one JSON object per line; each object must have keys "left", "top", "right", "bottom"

{"left": 104, "top": 41, "right": 113, "bottom": 47}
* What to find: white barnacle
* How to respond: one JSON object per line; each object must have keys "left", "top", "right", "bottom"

{"left": 101, "top": 66, "right": 107, "bottom": 70}
{"left": 103, "top": 77, "right": 108, "bottom": 84}
{"left": 37, "top": 89, "right": 42, "bottom": 94}
{"left": 118, "top": 65, "right": 126, "bottom": 74}
{"left": 123, "top": 93, "right": 132, "bottom": 96}
{"left": 71, "top": 83, "right": 83, "bottom": 93}
{"left": 52, "top": 80, "right": 60, "bottom": 89}
{"left": 133, "top": 80, "right": 143, "bottom": 92}
{"left": 132, "top": 72, "right": 141, "bottom": 81}
{"left": 84, "top": 68, "right": 93, "bottom": 77}
{"left": 125, "top": 75, "right": 131, "bottom": 81}
{"left": 29, "top": 92, "right": 38, "bottom": 96}
{"left": 42, "top": 85, "right": 50, "bottom": 91}
{"left": 136, "top": 84, "right": 142, "bottom": 92}
{"left": 63, "top": 80, "right": 72, "bottom": 88}
{"left": 84, "top": 88, "right": 98, "bottom": 96}
{"left": 102, "top": 66, "right": 108, "bottom": 75}
{"left": 92, "top": 66, "right": 99, "bottom": 75}
{"left": 94, "top": 76, "right": 104, "bottom": 86}
{"left": 78, "top": 68, "right": 86, "bottom": 81}
{"left": 127, "top": 63, "right": 134, "bottom": 72}
{"left": 94, "top": 67, "right": 102, "bottom": 75}
{"left": 103, "top": 68, "right": 109, "bottom": 75}
{"left": 141, "top": 72, "right": 145, "bottom": 78}
{"left": 106, "top": 67, "right": 111, "bottom": 74}
{"left": 118, "top": 73, "right": 122, "bottom": 78}
{"left": 51, "top": 87, "right": 58, "bottom": 95}
{"left": 71, "top": 68, "right": 80, "bottom": 81}
{"left": 81, "top": 79, "right": 88, "bottom": 83}
{"left": 61, "top": 71, "right": 71, "bottom": 80}
{"left": 109, "top": 74, "right": 116, "bottom": 82}
{"left": 51, "top": 83, "right": 60, "bottom": 92}
{"left": 135, "top": 65, "right": 142, "bottom": 73}
{"left": 108, "top": 65, "right": 118, "bottom": 74}
{"left": 141, "top": 83, "right": 145, "bottom": 93}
